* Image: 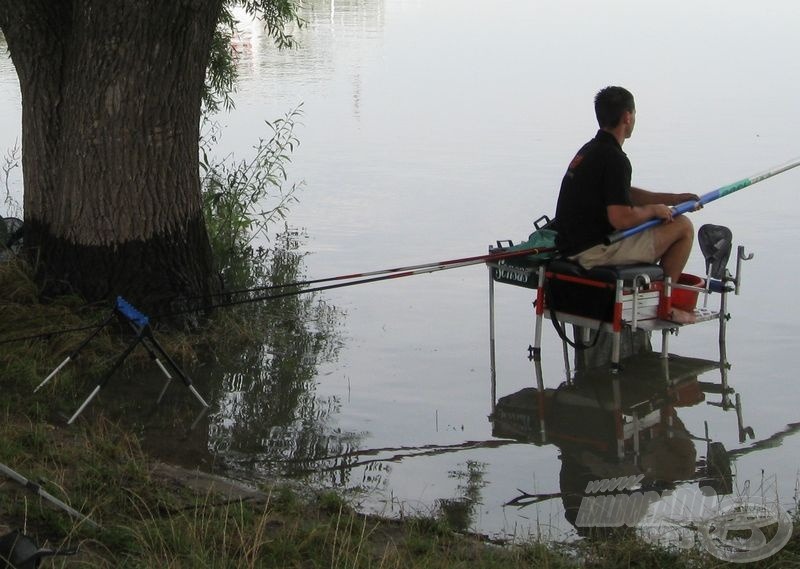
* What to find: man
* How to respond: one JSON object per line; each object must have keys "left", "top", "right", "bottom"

{"left": 554, "top": 86, "right": 699, "bottom": 323}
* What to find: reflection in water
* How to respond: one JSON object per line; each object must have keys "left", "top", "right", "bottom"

{"left": 232, "top": 0, "right": 385, "bottom": 91}
{"left": 439, "top": 460, "right": 488, "bottom": 531}
{"left": 9, "top": 0, "right": 798, "bottom": 542}
{"left": 102, "top": 230, "right": 355, "bottom": 484}
{"left": 491, "top": 352, "right": 746, "bottom": 537}
{"left": 201, "top": 230, "right": 354, "bottom": 482}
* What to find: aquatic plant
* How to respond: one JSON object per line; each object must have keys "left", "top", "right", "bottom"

{"left": 200, "top": 106, "right": 304, "bottom": 291}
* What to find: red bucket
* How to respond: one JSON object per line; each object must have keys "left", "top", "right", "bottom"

{"left": 671, "top": 273, "right": 704, "bottom": 311}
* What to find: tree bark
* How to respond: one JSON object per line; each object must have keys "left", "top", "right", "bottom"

{"left": 0, "top": 0, "right": 223, "bottom": 310}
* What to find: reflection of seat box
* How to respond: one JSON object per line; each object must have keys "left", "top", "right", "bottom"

{"left": 545, "top": 260, "right": 664, "bottom": 323}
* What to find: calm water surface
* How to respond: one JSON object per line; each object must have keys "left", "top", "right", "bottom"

{"left": 3, "top": 0, "right": 800, "bottom": 543}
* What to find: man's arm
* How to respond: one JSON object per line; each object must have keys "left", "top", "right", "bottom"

{"left": 607, "top": 203, "right": 673, "bottom": 230}
{"left": 607, "top": 187, "right": 701, "bottom": 230}
{"left": 630, "top": 187, "right": 699, "bottom": 206}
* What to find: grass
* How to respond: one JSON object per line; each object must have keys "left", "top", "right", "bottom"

{"left": 0, "top": 406, "right": 580, "bottom": 568}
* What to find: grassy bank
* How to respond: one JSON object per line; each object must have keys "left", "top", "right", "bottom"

{"left": 2, "top": 258, "right": 800, "bottom": 567}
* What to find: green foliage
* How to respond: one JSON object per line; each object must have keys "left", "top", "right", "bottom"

{"left": 200, "top": 106, "right": 304, "bottom": 289}
{"left": 204, "top": 6, "right": 239, "bottom": 114}
{"left": 204, "top": 1, "right": 303, "bottom": 113}
{"left": 238, "top": 0, "right": 303, "bottom": 50}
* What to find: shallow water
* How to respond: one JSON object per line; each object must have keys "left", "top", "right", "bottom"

{"left": 3, "top": 0, "right": 800, "bottom": 545}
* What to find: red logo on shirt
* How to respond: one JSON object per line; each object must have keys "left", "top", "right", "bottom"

{"left": 568, "top": 154, "right": 584, "bottom": 170}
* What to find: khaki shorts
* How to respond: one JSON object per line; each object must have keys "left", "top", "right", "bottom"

{"left": 569, "top": 230, "right": 657, "bottom": 269}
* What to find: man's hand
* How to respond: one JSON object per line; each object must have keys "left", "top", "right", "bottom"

{"left": 669, "top": 192, "right": 701, "bottom": 206}
{"left": 648, "top": 203, "right": 674, "bottom": 222}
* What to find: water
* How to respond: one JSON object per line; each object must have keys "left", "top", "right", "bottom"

{"left": 3, "top": 0, "right": 800, "bottom": 543}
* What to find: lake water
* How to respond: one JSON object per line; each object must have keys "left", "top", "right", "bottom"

{"left": 3, "top": 0, "right": 800, "bottom": 544}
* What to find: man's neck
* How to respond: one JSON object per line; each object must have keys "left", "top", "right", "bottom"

{"left": 602, "top": 126, "right": 626, "bottom": 147}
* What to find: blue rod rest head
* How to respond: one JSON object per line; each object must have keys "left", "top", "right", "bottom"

{"left": 115, "top": 296, "right": 150, "bottom": 328}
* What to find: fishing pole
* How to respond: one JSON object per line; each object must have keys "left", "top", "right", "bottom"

{"left": 180, "top": 246, "right": 557, "bottom": 302}
{"left": 159, "top": 246, "right": 557, "bottom": 318}
{"left": 0, "top": 246, "right": 554, "bottom": 346}
{"left": 605, "top": 157, "right": 800, "bottom": 245}
{"left": 0, "top": 462, "right": 99, "bottom": 528}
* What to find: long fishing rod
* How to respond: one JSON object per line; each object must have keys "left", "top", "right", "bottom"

{"left": 606, "top": 157, "right": 800, "bottom": 245}
{"left": 182, "top": 246, "right": 556, "bottom": 302}
{"left": 0, "top": 246, "right": 554, "bottom": 345}
{"left": 159, "top": 246, "right": 557, "bottom": 318}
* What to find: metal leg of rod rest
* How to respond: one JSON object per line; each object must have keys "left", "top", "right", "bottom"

{"left": 68, "top": 335, "right": 143, "bottom": 424}
{"left": 68, "top": 323, "right": 209, "bottom": 425}
{"left": 34, "top": 314, "right": 116, "bottom": 393}
{"left": 124, "top": 321, "right": 176, "bottom": 404}
{"left": 488, "top": 271, "right": 497, "bottom": 415}
{"left": 145, "top": 331, "right": 209, "bottom": 409}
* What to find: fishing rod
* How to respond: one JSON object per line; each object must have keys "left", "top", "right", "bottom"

{"left": 0, "top": 246, "right": 555, "bottom": 346}
{"left": 605, "top": 157, "right": 800, "bottom": 245}
{"left": 181, "top": 246, "right": 557, "bottom": 302}
{"left": 160, "top": 246, "right": 557, "bottom": 317}
{"left": 0, "top": 462, "right": 99, "bottom": 528}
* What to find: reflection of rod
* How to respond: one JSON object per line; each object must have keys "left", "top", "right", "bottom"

{"left": 726, "top": 422, "right": 800, "bottom": 458}
{"left": 274, "top": 438, "right": 521, "bottom": 474}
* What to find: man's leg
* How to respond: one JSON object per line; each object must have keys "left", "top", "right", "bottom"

{"left": 652, "top": 216, "right": 695, "bottom": 323}
{"left": 652, "top": 216, "right": 694, "bottom": 283}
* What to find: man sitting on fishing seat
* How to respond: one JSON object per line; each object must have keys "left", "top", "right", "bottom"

{"left": 554, "top": 86, "right": 699, "bottom": 324}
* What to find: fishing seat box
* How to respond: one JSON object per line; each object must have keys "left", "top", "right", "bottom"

{"left": 490, "top": 253, "right": 546, "bottom": 290}
{"left": 545, "top": 259, "right": 664, "bottom": 323}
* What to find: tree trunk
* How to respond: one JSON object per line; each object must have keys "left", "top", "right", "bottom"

{"left": 0, "top": 0, "right": 223, "bottom": 310}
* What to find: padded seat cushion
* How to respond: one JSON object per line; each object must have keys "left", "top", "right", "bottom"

{"left": 548, "top": 259, "right": 663, "bottom": 285}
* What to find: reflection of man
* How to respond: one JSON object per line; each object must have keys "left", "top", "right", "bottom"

{"left": 555, "top": 86, "right": 699, "bottom": 323}
{"left": 559, "top": 413, "right": 696, "bottom": 535}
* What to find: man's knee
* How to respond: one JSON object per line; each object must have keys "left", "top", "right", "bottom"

{"left": 653, "top": 216, "right": 693, "bottom": 257}
{"left": 675, "top": 215, "right": 694, "bottom": 240}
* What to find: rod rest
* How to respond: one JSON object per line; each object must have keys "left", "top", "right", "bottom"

{"left": 115, "top": 296, "right": 150, "bottom": 328}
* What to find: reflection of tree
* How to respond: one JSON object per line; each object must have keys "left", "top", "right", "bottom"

{"left": 88, "top": 229, "right": 358, "bottom": 484}
{"left": 203, "top": 229, "right": 359, "bottom": 483}
{"left": 438, "top": 460, "right": 488, "bottom": 531}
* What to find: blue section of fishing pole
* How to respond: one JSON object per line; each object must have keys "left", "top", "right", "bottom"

{"left": 605, "top": 198, "right": 706, "bottom": 244}
{"left": 606, "top": 177, "right": 751, "bottom": 244}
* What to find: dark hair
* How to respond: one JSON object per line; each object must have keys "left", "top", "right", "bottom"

{"left": 594, "top": 86, "right": 635, "bottom": 129}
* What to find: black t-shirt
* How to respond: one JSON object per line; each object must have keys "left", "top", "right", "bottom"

{"left": 554, "top": 130, "right": 632, "bottom": 255}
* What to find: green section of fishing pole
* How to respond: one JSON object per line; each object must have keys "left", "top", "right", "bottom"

{"left": 713, "top": 158, "right": 800, "bottom": 202}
